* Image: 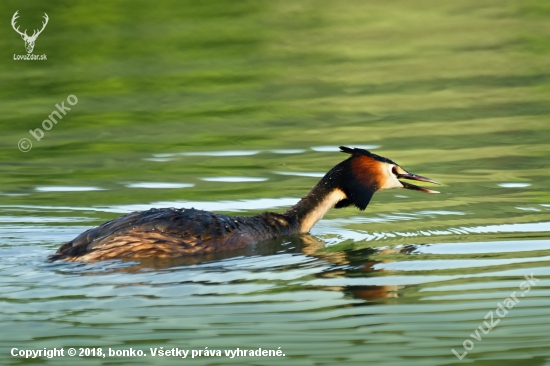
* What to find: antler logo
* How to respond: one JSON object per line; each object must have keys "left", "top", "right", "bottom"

{"left": 11, "top": 10, "right": 49, "bottom": 54}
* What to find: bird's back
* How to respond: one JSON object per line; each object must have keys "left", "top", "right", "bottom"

{"left": 49, "top": 208, "right": 294, "bottom": 261}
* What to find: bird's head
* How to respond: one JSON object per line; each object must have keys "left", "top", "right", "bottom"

{"left": 333, "top": 146, "right": 440, "bottom": 210}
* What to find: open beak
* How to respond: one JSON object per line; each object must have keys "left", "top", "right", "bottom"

{"left": 397, "top": 171, "right": 440, "bottom": 194}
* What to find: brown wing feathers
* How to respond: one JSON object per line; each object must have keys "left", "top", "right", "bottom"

{"left": 48, "top": 208, "right": 291, "bottom": 261}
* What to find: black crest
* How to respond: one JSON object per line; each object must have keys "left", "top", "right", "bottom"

{"left": 339, "top": 146, "right": 398, "bottom": 165}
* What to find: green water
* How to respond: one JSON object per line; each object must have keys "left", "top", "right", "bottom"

{"left": 1, "top": 0, "right": 550, "bottom": 365}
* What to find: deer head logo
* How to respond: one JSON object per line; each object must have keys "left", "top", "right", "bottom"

{"left": 11, "top": 11, "right": 49, "bottom": 54}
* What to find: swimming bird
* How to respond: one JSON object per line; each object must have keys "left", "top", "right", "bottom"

{"left": 48, "top": 146, "right": 440, "bottom": 261}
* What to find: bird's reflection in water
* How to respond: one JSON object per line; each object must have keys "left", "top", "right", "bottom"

{"left": 57, "top": 235, "right": 413, "bottom": 304}
{"left": 300, "top": 236, "right": 417, "bottom": 303}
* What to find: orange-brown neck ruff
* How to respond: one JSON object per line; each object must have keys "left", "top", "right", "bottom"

{"left": 284, "top": 155, "right": 388, "bottom": 231}
{"left": 351, "top": 155, "right": 383, "bottom": 192}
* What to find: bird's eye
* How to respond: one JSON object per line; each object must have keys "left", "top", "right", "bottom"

{"left": 392, "top": 166, "right": 398, "bottom": 176}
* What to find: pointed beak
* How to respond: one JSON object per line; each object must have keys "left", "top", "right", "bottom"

{"left": 397, "top": 172, "right": 440, "bottom": 194}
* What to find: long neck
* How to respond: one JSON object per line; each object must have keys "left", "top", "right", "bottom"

{"left": 284, "top": 183, "right": 347, "bottom": 234}
{"left": 281, "top": 157, "right": 378, "bottom": 234}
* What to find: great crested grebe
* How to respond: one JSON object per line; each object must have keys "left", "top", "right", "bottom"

{"left": 49, "top": 146, "right": 440, "bottom": 262}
